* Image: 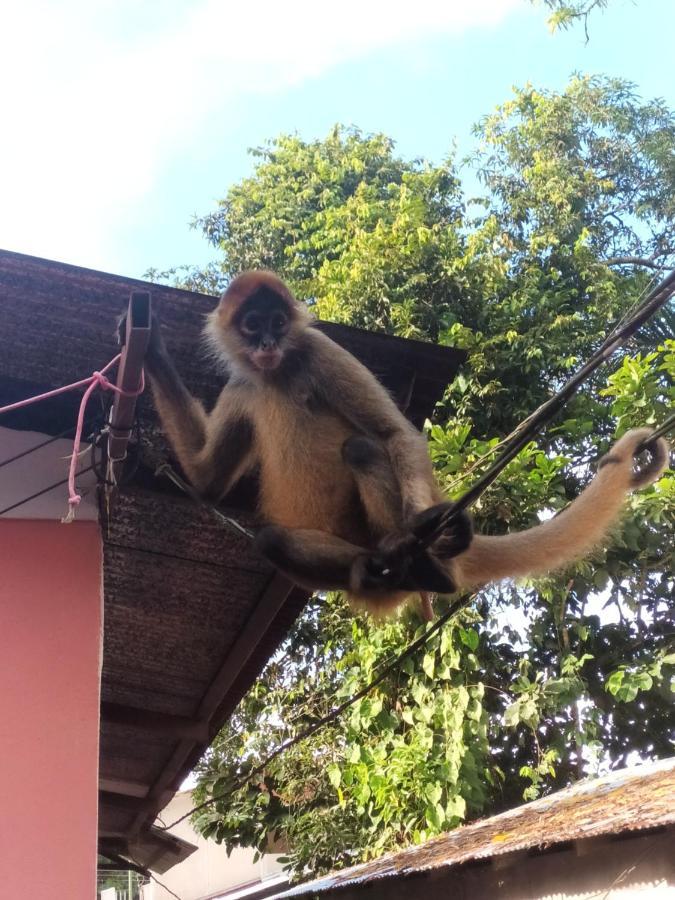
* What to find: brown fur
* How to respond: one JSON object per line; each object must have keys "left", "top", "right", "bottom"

{"left": 145, "top": 272, "right": 670, "bottom": 616}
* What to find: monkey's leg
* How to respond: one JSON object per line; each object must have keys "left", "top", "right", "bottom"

{"left": 254, "top": 524, "right": 430, "bottom": 597}
{"left": 341, "top": 436, "right": 473, "bottom": 554}
{"left": 341, "top": 436, "right": 472, "bottom": 595}
{"left": 341, "top": 435, "right": 403, "bottom": 535}
{"left": 254, "top": 526, "right": 366, "bottom": 591}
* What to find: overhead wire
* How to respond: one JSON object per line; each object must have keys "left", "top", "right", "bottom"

{"left": 155, "top": 462, "right": 255, "bottom": 541}
{"left": 155, "top": 266, "right": 674, "bottom": 836}
{"left": 644, "top": 411, "right": 675, "bottom": 445}
{"left": 0, "top": 425, "right": 77, "bottom": 469}
{"left": 159, "top": 589, "right": 475, "bottom": 833}
{"left": 409, "top": 267, "right": 675, "bottom": 549}
{"left": 0, "top": 465, "right": 95, "bottom": 517}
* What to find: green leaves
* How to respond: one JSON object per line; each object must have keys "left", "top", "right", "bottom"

{"left": 186, "top": 82, "right": 674, "bottom": 881}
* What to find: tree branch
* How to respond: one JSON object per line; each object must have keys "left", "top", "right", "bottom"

{"left": 604, "top": 256, "right": 667, "bottom": 270}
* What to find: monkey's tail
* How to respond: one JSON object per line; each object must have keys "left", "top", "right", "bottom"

{"left": 452, "top": 429, "right": 670, "bottom": 590}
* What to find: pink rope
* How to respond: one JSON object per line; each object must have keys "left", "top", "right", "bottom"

{"left": 0, "top": 354, "right": 145, "bottom": 521}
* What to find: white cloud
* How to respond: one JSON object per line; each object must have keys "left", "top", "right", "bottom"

{"left": 0, "top": 0, "right": 524, "bottom": 271}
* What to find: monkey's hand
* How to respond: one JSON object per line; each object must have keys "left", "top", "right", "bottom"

{"left": 350, "top": 507, "right": 473, "bottom": 595}
{"left": 409, "top": 503, "right": 474, "bottom": 559}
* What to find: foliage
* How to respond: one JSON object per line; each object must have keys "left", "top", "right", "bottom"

{"left": 184, "top": 79, "right": 674, "bottom": 880}
{"left": 534, "top": 1, "right": 610, "bottom": 37}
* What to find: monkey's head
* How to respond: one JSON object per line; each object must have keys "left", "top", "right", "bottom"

{"left": 208, "top": 271, "right": 310, "bottom": 375}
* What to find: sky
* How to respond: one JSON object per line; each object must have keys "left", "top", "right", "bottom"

{"left": 1, "top": 0, "right": 674, "bottom": 281}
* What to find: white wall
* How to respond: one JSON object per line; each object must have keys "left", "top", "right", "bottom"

{"left": 142, "top": 791, "right": 286, "bottom": 900}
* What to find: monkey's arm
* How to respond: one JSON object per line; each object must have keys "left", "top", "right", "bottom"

{"left": 452, "top": 429, "right": 670, "bottom": 589}
{"left": 308, "top": 330, "right": 440, "bottom": 515}
{"left": 145, "top": 324, "right": 255, "bottom": 499}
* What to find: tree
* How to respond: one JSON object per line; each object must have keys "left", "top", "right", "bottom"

{"left": 180, "top": 80, "right": 673, "bottom": 879}
{"left": 535, "top": 1, "right": 610, "bottom": 38}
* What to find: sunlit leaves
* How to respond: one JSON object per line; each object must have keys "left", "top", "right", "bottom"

{"left": 187, "top": 83, "right": 674, "bottom": 880}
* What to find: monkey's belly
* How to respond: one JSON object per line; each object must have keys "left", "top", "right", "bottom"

{"left": 256, "top": 409, "right": 361, "bottom": 539}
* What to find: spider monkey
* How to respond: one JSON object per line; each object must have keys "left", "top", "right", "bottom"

{"left": 142, "top": 271, "right": 669, "bottom": 616}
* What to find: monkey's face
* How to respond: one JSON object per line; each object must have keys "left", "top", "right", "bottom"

{"left": 207, "top": 273, "right": 310, "bottom": 376}
{"left": 235, "top": 291, "right": 291, "bottom": 372}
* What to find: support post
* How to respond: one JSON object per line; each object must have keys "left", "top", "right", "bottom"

{"left": 108, "top": 291, "right": 151, "bottom": 480}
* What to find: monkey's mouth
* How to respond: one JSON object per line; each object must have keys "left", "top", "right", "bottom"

{"left": 251, "top": 348, "right": 283, "bottom": 371}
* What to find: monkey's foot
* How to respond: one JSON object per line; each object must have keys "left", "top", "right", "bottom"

{"left": 350, "top": 506, "right": 472, "bottom": 595}
{"left": 414, "top": 505, "right": 473, "bottom": 559}
{"left": 350, "top": 545, "right": 457, "bottom": 595}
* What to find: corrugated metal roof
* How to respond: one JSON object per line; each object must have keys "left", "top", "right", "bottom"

{"left": 281, "top": 757, "right": 675, "bottom": 896}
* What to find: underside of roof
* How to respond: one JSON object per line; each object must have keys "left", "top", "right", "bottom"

{"left": 0, "top": 249, "right": 466, "bottom": 873}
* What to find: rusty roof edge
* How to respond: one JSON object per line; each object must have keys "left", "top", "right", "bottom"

{"left": 278, "top": 757, "right": 675, "bottom": 897}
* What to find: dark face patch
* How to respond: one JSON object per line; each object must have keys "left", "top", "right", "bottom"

{"left": 236, "top": 287, "right": 290, "bottom": 350}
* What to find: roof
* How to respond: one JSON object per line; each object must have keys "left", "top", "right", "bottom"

{"left": 0, "top": 248, "right": 465, "bottom": 873}
{"left": 281, "top": 757, "right": 675, "bottom": 897}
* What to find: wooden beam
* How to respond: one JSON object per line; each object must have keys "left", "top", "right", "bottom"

{"left": 99, "top": 790, "right": 150, "bottom": 812}
{"left": 99, "top": 834, "right": 129, "bottom": 846}
{"left": 99, "top": 777, "right": 150, "bottom": 799}
{"left": 196, "top": 572, "right": 295, "bottom": 722}
{"left": 101, "top": 700, "right": 210, "bottom": 742}
{"left": 127, "top": 572, "right": 297, "bottom": 837}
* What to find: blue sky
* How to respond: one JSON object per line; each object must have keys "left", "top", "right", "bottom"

{"left": 2, "top": 0, "right": 673, "bottom": 282}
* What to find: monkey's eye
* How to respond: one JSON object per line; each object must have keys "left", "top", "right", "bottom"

{"left": 241, "top": 312, "right": 262, "bottom": 334}
{"left": 271, "top": 312, "right": 288, "bottom": 333}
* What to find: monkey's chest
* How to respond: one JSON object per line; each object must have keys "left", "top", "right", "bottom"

{"left": 254, "top": 398, "right": 358, "bottom": 534}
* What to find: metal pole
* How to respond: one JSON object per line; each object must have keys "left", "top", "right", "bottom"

{"left": 108, "top": 291, "right": 151, "bottom": 482}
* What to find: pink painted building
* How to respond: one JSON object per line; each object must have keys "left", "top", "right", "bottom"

{"left": 1, "top": 518, "right": 102, "bottom": 897}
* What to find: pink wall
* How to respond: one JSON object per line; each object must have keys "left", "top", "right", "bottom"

{"left": 0, "top": 519, "right": 102, "bottom": 899}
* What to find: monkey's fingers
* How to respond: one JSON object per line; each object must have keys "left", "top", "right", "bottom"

{"left": 399, "top": 504, "right": 473, "bottom": 560}
{"left": 430, "top": 510, "right": 473, "bottom": 560}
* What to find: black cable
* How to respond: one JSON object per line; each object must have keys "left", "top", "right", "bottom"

{"left": 0, "top": 425, "right": 76, "bottom": 469}
{"left": 155, "top": 463, "right": 255, "bottom": 541}
{"left": 637, "top": 412, "right": 675, "bottom": 450}
{"left": 0, "top": 411, "right": 106, "bottom": 469}
{"left": 159, "top": 590, "right": 474, "bottom": 833}
{"left": 410, "top": 268, "right": 675, "bottom": 549}
{"left": 0, "top": 465, "right": 95, "bottom": 516}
